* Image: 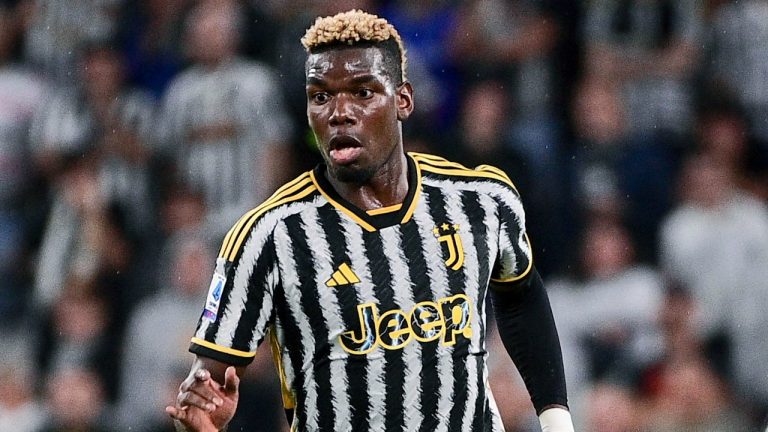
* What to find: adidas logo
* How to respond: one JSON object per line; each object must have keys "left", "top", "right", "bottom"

{"left": 326, "top": 262, "right": 360, "bottom": 287}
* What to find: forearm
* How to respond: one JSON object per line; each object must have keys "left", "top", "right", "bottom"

{"left": 490, "top": 268, "right": 568, "bottom": 413}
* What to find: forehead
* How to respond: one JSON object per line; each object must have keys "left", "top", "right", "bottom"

{"left": 306, "top": 46, "right": 390, "bottom": 84}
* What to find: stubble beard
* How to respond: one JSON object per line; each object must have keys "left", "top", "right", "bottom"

{"left": 328, "top": 163, "right": 377, "bottom": 184}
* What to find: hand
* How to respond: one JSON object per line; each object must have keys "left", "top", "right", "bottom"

{"left": 165, "top": 366, "right": 240, "bottom": 432}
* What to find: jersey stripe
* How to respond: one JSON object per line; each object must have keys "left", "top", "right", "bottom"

{"left": 380, "top": 226, "right": 421, "bottom": 430}
{"left": 273, "top": 220, "right": 315, "bottom": 430}
{"left": 299, "top": 208, "right": 347, "bottom": 432}
{"left": 316, "top": 205, "right": 359, "bottom": 431}
{"left": 412, "top": 154, "right": 516, "bottom": 190}
{"left": 342, "top": 216, "right": 382, "bottom": 430}
{"left": 283, "top": 215, "right": 327, "bottom": 430}
{"left": 227, "top": 183, "right": 317, "bottom": 261}
{"left": 407, "top": 188, "right": 447, "bottom": 431}
{"left": 219, "top": 172, "right": 311, "bottom": 258}
{"left": 420, "top": 186, "right": 460, "bottom": 432}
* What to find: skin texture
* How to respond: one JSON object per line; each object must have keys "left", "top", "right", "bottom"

{"left": 165, "top": 357, "right": 243, "bottom": 431}
{"left": 306, "top": 46, "right": 414, "bottom": 210}
{"left": 166, "top": 44, "right": 413, "bottom": 431}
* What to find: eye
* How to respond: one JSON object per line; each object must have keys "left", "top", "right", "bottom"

{"left": 311, "top": 92, "right": 330, "bottom": 104}
{"left": 355, "top": 88, "right": 374, "bottom": 98}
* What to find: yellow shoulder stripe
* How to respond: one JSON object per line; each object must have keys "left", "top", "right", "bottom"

{"left": 225, "top": 183, "right": 317, "bottom": 261}
{"left": 475, "top": 164, "right": 518, "bottom": 192}
{"left": 418, "top": 164, "right": 514, "bottom": 188}
{"left": 219, "top": 172, "right": 311, "bottom": 257}
{"left": 408, "top": 151, "right": 447, "bottom": 162}
{"left": 190, "top": 337, "right": 256, "bottom": 358}
{"left": 410, "top": 153, "right": 518, "bottom": 190}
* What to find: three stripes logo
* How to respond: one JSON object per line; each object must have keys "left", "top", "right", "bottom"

{"left": 326, "top": 262, "right": 361, "bottom": 287}
{"left": 433, "top": 223, "right": 464, "bottom": 270}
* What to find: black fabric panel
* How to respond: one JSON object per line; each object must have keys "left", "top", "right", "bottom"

{"left": 188, "top": 342, "right": 254, "bottom": 367}
{"left": 317, "top": 205, "right": 370, "bottom": 431}
{"left": 283, "top": 215, "right": 334, "bottom": 431}
{"left": 232, "top": 234, "right": 276, "bottom": 350}
{"left": 363, "top": 230, "right": 405, "bottom": 432}
{"left": 490, "top": 268, "right": 569, "bottom": 413}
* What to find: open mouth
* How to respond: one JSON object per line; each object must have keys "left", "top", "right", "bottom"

{"left": 329, "top": 135, "right": 363, "bottom": 165}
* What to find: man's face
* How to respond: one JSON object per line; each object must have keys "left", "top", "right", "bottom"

{"left": 306, "top": 47, "right": 412, "bottom": 183}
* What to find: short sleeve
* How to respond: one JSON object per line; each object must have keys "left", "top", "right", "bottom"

{"left": 489, "top": 181, "right": 533, "bottom": 284}
{"left": 189, "top": 217, "right": 279, "bottom": 366}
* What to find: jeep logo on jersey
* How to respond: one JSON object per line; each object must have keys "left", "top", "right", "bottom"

{"left": 339, "top": 294, "right": 473, "bottom": 355}
{"left": 433, "top": 223, "right": 464, "bottom": 270}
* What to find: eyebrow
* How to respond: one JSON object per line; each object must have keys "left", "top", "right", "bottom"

{"left": 306, "top": 74, "right": 381, "bottom": 87}
{"left": 348, "top": 74, "right": 378, "bottom": 85}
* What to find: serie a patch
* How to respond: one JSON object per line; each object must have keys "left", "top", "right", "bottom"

{"left": 202, "top": 272, "right": 226, "bottom": 322}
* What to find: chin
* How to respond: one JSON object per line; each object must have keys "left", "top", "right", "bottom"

{"left": 330, "top": 164, "right": 376, "bottom": 184}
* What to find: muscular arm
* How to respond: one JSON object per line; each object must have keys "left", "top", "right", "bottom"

{"left": 490, "top": 267, "right": 568, "bottom": 414}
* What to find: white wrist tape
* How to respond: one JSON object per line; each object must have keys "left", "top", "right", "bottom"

{"left": 538, "top": 407, "right": 574, "bottom": 432}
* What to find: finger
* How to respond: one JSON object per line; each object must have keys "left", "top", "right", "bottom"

{"left": 179, "top": 368, "right": 211, "bottom": 392}
{"left": 183, "top": 374, "right": 225, "bottom": 403}
{"left": 194, "top": 368, "right": 211, "bottom": 382}
{"left": 165, "top": 405, "right": 186, "bottom": 421}
{"left": 223, "top": 366, "right": 240, "bottom": 394}
{"left": 178, "top": 390, "right": 219, "bottom": 412}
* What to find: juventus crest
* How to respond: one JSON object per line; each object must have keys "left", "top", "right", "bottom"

{"left": 433, "top": 223, "right": 464, "bottom": 270}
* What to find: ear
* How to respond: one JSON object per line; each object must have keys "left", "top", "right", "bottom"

{"left": 396, "top": 81, "right": 414, "bottom": 122}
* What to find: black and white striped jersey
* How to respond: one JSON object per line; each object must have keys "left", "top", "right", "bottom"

{"left": 189, "top": 152, "right": 533, "bottom": 432}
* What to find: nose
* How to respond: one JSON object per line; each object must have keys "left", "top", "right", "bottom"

{"left": 329, "top": 95, "right": 356, "bottom": 127}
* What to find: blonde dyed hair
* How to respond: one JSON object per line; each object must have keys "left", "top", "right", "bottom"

{"left": 302, "top": 9, "right": 408, "bottom": 82}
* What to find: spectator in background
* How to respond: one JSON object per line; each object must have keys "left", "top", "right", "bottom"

{"left": 570, "top": 75, "right": 675, "bottom": 262}
{"left": 33, "top": 156, "right": 140, "bottom": 314}
{"left": 158, "top": 0, "right": 293, "bottom": 239}
{"left": 380, "top": 0, "right": 460, "bottom": 134}
{"left": 28, "top": 40, "right": 157, "bottom": 232}
{"left": 659, "top": 151, "right": 768, "bottom": 341}
{"left": 705, "top": 0, "right": 768, "bottom": 147}
{"left": 0, "top": 2, "right": 48, "bottom": 328}
{"left": 583, "top": 382, "right": 639, "bottom": 432}
{"left": 548, "top": 218, "right": 664, "bottom": 429}
{"left": 659, "top": 147, "right": 768, "bottom": 425}
{"left": 39, "top": 367, "right": 115, "bottom": 432}
{"left": 35, "top": 275, "right": 124, "bottom": 403}
{"left": 450, "top": 0, "right": 560, "bottom": 171}
{"left": 639, "top": 286, "right": 752, "bottom": 432}
{"left": 19, "top": 0, "right": 123, "bottom": 85}
{"left": 118, "top": 234, "right": 214, "bottom": 431}
{"left": 584, "top": 0, "right": 702, "bottom": 140}
{"left": 449, "top": 0, "right": 568, "bottom": 274}
{"left": 0, "top": 336, "right": 45, "bottom": 432}
{"left": 78, "top": 41, "right": 158, "bottom": 237}
{"left": 118, "top": 0, "right": 191, "bottom": 98}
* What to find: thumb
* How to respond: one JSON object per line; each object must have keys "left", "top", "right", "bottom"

{"left": 223, "top": 366, "right": 240, "bottom": 394}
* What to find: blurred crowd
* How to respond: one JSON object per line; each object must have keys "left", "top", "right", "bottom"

{"left": 1, "top": 0, "right": 767, "bottom": 431}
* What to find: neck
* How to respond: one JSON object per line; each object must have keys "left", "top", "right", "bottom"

{"left": 326, "top": 151, "right": 409, "bottom": 211}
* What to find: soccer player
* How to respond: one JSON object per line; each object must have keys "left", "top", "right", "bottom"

{"left": 166, "top": 10, "right": 574, "bottom": 432}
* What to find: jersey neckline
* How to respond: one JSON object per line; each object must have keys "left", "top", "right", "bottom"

{"left": 310, "top": 153, "right": 422, "bottom": 232}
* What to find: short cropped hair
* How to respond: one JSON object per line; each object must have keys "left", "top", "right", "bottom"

{"left": 302, "top": 9, "right": 408, "bottom": 83}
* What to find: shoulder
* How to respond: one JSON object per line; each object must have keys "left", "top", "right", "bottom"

{"left": 217, "top": 170, "right": 320, "bottom": 262}
{"left": 410, "top": 152, "right": 520, "bottom": 196}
